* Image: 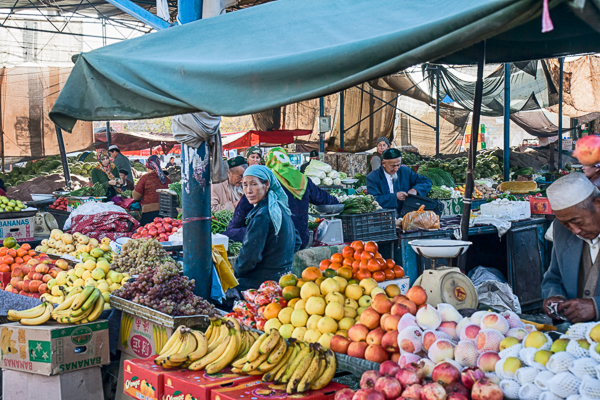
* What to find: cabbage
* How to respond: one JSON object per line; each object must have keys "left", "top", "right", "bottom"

{"left": 307, "top": 160, "right": 332, "bottom": 173}
{"left": 327, "top": 170, "right": 339, "bottom": 179}
{"left": 338, "top": 172, "right": 347, "bottom": 179}
{"left": 333, "top": 178, "right": 341, "bottom": 186}
{"left": 309, "top": 176, "right": 321, "bottom": 185}
{"left": 304, "top": 167, "right": 326, "bottom": 179}
{"left": 322, "top": 177, "right": 333, "bottom": 186}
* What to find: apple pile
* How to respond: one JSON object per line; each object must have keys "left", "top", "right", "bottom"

{"left": 335, "top": 360, "right": 502, "bottom": 400}
{"left": 132, "top": 217, "right": 182, "bottom": 242}
{"left": 330, "top": 285, "right": 429, "bottom": 363}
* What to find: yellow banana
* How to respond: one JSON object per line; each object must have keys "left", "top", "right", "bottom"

{"left": 78, "top": 295, "right": 104, "bottom": 324}
{"left": 206, "top": 319, "right": 223, "bottom": 348}
{"left": 259, "top": 329, "right": 281, "bottom": 355}
{"left": 66, "top": 285, "right": 83, "bottom": 299}
{"left": 246, "top": 332, "right": 268, "bottom": 362}
{"left": 310, "top": 348, "right": 336, "bottom": 390}
{"left": 158, "top": 326, "right": 184, "bottom": 357}
{"left": 7, "top": 302, "right": 48, "bottom": 320}
{"left": 80, "top": 288, "right": 101, "bottom": 312}
{"left": 249, "top": 331, "right": 259, "bottom": 341}
{"left": 168, "top": 332, "right": 197, "bottom": 364}
{"left": 53, "top": 295, "right": 77, "bottom": 312}
{"left": 207, "top": 323, "right": 228, "bottom": 353}
{"left": 262, "top": 343, "right": 295, "bottom": 382}
{"left": 206, "top": 326, "right": 241, "bottom": 374}
{"left": 231, "top": 367, "right": 244, "bottom": 374}
{"left": 280, "top": 345, "right": 311, "bottom": 384}
{"left": 187, "top": 330, "right": 208, "bottom": 362}
{"left": 71, "top": 286, "right": 95, "bottom": 311}
{"left": 205, "top": 322, "right": 214, "bottom": 342}
{"left": 274, "top": 343, "right": 299, "bottom": 383}
{"left": 242, "top": 351, "right": 268, "bottom": 373}
{"left": 156, "top": 336, "right": 185, "bottom": 364}
{"left": 312, "top": 353, "right": 327, "bottom": 385}
{"left": 57, "top": 306, "right": 93, "bottom": 324}
{"left": 296, "top": 352, "right": 323, "bottom": 393}
{"left": 20, "top": 303, "right": 53, "bottom": 326}
{"left": 267, "top": 337, "right": 287, "bottom": 364}
{"left": 188, "top": 335, "right": 231, "bottom": 371}
{"left": 287, "top": 348, "right": 315, "bottom": 394}
{"left": 231, "top": 355, "right": 248, "bottom": 369}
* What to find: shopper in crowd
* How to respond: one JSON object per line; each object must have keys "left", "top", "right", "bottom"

{"left": 369, "top": 137, "right": 391, "bottom": 172}
{"left": 224, "top": 147, "right": 338, "bottom": 249}
{"left": 119, "top": 169, "right": 135, "bottom": 191}
{"left": 0, "top": 178, "right": 6, "bottom": 197}
{"left": 108, "top": 145, "right": 133, "bottom": 182}
{"left": 246, "top": 146, "right": 263, "bottom": 166}
{"left": 300, "top": 150, "right": 319, "bottom": 173}
{"left": 91, "top": 149, "right": 121, "bottom": 198}
{"left": 166, "top": 157, "right": 176, "bottom": 168}
{"left": 132, "top": 155, "right": 172, "bottom": 225}
{"left": 581, "top": 163, "right": 600, "bottom": 189}
{"left": 211, "top": 156, "right": 247, "bottom": 212}
{"left": 366, "top": 148, "right": 432, "bottom": 215}
{"left": 542, "top": 173, "right": 600, "bottom": 323}
{"left": 234, "top": 165, "right": 301, "bottom": 292}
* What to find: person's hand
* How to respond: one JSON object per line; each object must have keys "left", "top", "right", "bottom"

{"left": 408, "top": 189, "right": 418, "bottom": 195}
{"left": 396, "top": 191, "right": 408, "bottom": 201}
{"left": 558, "top": 298, "right": 597, "bottom": 323}
{"left": 108, "top": 180, "right": 117, "bottom": 185}
{"left": 542, "top": 296, "right": 565, "bottom": 319}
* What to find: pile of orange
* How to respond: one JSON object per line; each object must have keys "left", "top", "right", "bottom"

{"left": 319, "top": 241, "right": 404, "bottom": 283}
{"left": 0, "top": 244, "right": 36, "bottom": 273}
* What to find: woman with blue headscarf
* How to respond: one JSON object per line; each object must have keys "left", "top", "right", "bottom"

{"left": 234, "top": 165, "right": 301, "bottom": 292}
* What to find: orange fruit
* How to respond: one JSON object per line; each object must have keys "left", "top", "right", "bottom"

{"left": 2, "top": 255, "right": 14, "bottom": 265}
{"left": 263, "top": 303, "right": 282, "bottom": 320}
{"left": 337, "top": 266, "right": 353, "bottom": 280}
{"left": 351, "top": 241, "right": 364, "bottom": 251}
{"left": 328, "top": 262, "right": 342, "bottom": 271}
{"left": 16, "top": 249, "right": 27, "bottom": 258}
{"left": 330, "top": 253, "right": 343, "bottom": 264}
{"left": 360, "top": 260, "right": 369, "bottom": 270}
{"left": 393, "top": 265, "right": 405, "bottom": 278}
{"left": 323, "top": 268, "right": 337, "bottom": 278}
{"left": 7, "top": 249, "right": 16, "bottom": 258}
{"left": 357, "top": 269, "right": 372, "bottom": 280}
{"left": 302, "top": 267, "right": 323, "bottom": 281}
{"left": 0, "top": 248, "right": 7, "bottom": 256}
{"left": 354, "top": 250, "right": 363, "bottom": 259}
{"left": 372, "top": 271, "right": 385, "bottom": 282}
{"left": 279, "top": 273, "right": 298, "bottom": 288}
{"left": 361, "top": 251, "right": 374, "bottom": 261}
{"left": 384, "top": 268, "right": 395, "bottom": 281}
{"left": 319, "top": 259, "right": 332, "bottom": 271}
{"left": 20, "top": 243, "right": 31, "bottom": 251}
{"left": 342, "top": 247, "right": 355, "bottom": 259}
{"left": 282, "top": 286, "right": 300, "bottom": 300}
{"left": 364, "top": 241, "right": 378, "bottom": 253}
{"left": 343, "top": 257, "right": 354, "bottom": 267}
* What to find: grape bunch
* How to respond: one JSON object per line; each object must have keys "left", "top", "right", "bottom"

{"left": 111, "top": 238, "right": 180, "bottom": 275}
{"left": 113, "top": 261, "right": 215, "bottom": 316}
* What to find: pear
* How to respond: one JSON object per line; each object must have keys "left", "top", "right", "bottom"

{"left": 577, "top": 339, "right": 590, "bottom": 350}
{"left": 590, "top": 324, "right": 600, "bottom": 343}
{"left": 499, "top": 337, "right": 520, "bottom": 351}
{"left": 534, "top": 350, "right": 553, "bottom": 366}
{"left": 550, "top": 338, "right": 570, "bottom": 353}
{"left": 503, "top": 357, "right": 522, "bottom": 374}
{"left": 524, "top": 331, "right": 548, "bottom": 349}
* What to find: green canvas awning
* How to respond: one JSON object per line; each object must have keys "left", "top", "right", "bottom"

{"left": 50, "top": 0, "right": 600, "bottom": 132}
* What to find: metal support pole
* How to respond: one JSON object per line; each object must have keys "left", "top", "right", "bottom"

{"left": 340, "top": 91, "right": 345, "bottom": 150}
{"left": 503, "top": 63, "right": 510, "bottom": 182}
{"left": 319, "top": 97, "right": 325, "bottom": 153}
{"left": 558, "top": 57, "right": 564, "bottom": 169}
{"left": 458, "top": 41, "right": 486, "bottom": 272}
{"left": 179, "top": 0, "right": 209, "bottom": 299}
{"left": 435, "top": 68, "right": 440, "bottom": 156}
{"left": 55, "top": 126, "right": 72, "bottom": 190}
{"left": 106, "top": 122, "right": 111, "bottom": 149}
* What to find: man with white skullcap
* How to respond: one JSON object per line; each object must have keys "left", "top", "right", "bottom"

{"left": 542, "top": 172, "right": 600, "bottom": 323}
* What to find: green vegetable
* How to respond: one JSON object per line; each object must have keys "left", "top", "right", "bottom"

{"left": 227, "top": 241, "right": 242, "bottom": 257}
{"left": 353, "top": 174, "right": 367, "bottom": 189}
{"left": 417, "top": 167, "right": 455, "bottom": 187}
{"left": 169, "top": 181, "right": 182, "bottom": 206}
{"left": 211, "top": 209, "right": 234, "bottom": 234}
{"left": 340, "top": 194, "right": 378, "bottom": 214}
{"left": 427, "top": 186, "right": 452, "bottom": 199}
{"left": 68, "top": 182, "right": 106, "bottom": 197}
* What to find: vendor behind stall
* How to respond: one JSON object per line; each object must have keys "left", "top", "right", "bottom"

{"left": 224, "top": 147, "right": 339, "bottom": 249}
{"left": 300, "top": 150, "right": 319, "bottom": 173}
{"left": 132, "top": 155, "right": 172, "bottom": 225}
{"left": 542, "top": 173, "right": 600, "bottom": 323}
{"left": 369, "top": 137, "right": 390, "bottom": 172}
{"left": 119, "top": 169, "right": 135, "bottom": 191}
{"left": 366, "top": 148, "right": 432, "bottom": 215}
{"left": 91, "top": 149, "right": 121, "bottom": 199}
{"left": 234, "top": 165, "right": 301, "bottom": 292}
{"left": 246, "top": 146, "right": 263, "bottom": 166}
{"left": 211, "top": 156, "right": 247, "bottom": 212}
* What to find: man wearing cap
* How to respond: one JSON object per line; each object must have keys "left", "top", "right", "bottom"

{"left": 246, "top": 146, "right": 263, "bottom": 166}
{"left": 119, "top": 169, "right": 135, "bottom": 191}
{"left": 542, "top": 173, "right": 600, "bottom": 323}
{"left": 211, "top": 156, "right": 248, "bottom": 212}
{"left": 370, "top": 137, "right": 391, "bottom": 172}
{"left": 300, "top": 150, "right": 319, "bottom": 173}
{"left": 366, "top": 148, "right": 432, "bottom": 214}
{"left": 108, "top": 145, "right": 132, "bottom": 182}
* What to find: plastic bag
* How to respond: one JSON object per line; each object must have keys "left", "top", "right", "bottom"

{"left": 402, "top": 205, "right": 440, "bottom": 231}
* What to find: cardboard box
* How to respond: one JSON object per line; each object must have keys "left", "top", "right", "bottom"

{"left": 118, "top": 311, "right": 174, "bottom": 358}
{"left": 529, "top": 197, "right": 553, "bottom": 215}
{"left": 211, "top": 381, "right": 346, "bottom": 400}
{"left": 378, "top": 277, "right": 410, "bottom": 294}
{"left": 2, "top": 365, "right": 103, "bottom": 400}
{"left": 163, "top": 368, "right": 259, "bottom": 400}
{"left": 1, "top": 320, "right": 109, "bottom": 376}
{"left": 0, "top": 215, "right": 34, "bottom": 242}
{"left": 123, "top": 356, "right": 178, "bottom": 400}
{"left": 115, "top": 351, "right": 139, "bottom": 400}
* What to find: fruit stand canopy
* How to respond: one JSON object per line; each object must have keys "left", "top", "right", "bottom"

{"left": 221, "top": 130, "right": 311, "bottom": 150}
{"left": 49, "top": 0, "right": 600, "bottom": 132}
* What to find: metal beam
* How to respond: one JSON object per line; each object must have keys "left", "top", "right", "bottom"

{"left": 319, "top": 97, "right": 325, "bottom": 153}
{"left": 558, "top": 57, "right": 564, "bottom": 169}
{"left": 503, "top": 63, "right": 510, "bottom": 182}
{"left": 102, "top": 0, "right": 170, "bottom": 30}
{"left": 55, "top": 126, "right": 72, "bottom": 190}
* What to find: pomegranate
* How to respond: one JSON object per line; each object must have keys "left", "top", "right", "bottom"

{"left": 395, "top": 368, "right": 421, "bottom": 387}
{"left": 419, "top": 383, "right": 446, "bottom": 400}
{"left": 401, "top": 384, "right": 422, "bottom": 400}
{"left": 471, "top": 380, "right": 502, "bottom": 400}
{"left": 445, "top": 382, "right": 469, "bottom": 398}
{"left": 447, "top": 394, "right": 469, "bottom": 400}
{"left": 431, "top": 362, "right": 460, "bottom": 386}
{"left": 379, "top": 360, "right": 401, "bottom": 377}
{"left": 353, "top": 389, "right": 385, "bottom": 400}
{"left": 360, "top": 370, "right": 382, "bottom": 390}
{"left": 461, "top": 368, "right": 485, "bottom": 390}
{"left": 374, "top": 376, "right": 402, "bottom": 400}
{"left": 335, "top": 389, "right": 356, "bottom": 400}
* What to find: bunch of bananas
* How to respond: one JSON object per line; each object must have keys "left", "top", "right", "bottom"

{"left": 233, "top": 331, "right": 336, "bottom": 394}
{"left": 50, "top": 285, "right": 105, "bottom": 324}
{"left": 7, "top": 301, "right": 54, "bottom": 325}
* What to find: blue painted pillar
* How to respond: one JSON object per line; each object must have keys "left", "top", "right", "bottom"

{"left": 340, "top": 92, "right": 345, "bottom": 150}
{"left": 179, "top": 0, "right": 211, "bottom": 299}
{"left": 435, "top": 68, "right": 440, "bottom": 156}
{"left": 558, "top": 57, "right": 564, "bottom": 169}
{"left": 503, "top": 63, "right": 510, "bottom": 182}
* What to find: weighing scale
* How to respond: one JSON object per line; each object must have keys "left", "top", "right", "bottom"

{"left": 314, "top": 204, "right": 345, "bottom": 245}
{"left": 33, "top": 212, "right": 59, "bottom": 237}
{"left": 409, "top": 239, "right": 478, "bottom": 310}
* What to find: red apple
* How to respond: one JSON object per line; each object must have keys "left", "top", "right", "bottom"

{"left": 360, "top": 307, "right": 381, "bottom": 330}
{"left": 391, "top": 353, "right": 400, "bottom": 363}
{"left": 380, "top": 313, "right": 391, "bottom": 330}
{"left": 392, "top": 294, "right": 408, "bottom": 303}
{"left": 348, "top": 341, "right": 368, "bottom": 359}
{"left": 348, "top": 324, "right": 370, "bottom": 342}
{"left": 372, "top": 293, "right": 393, "bottom": 314}
{"left": 366, "top": 328, "right": 385, "bottom": 346}
{"left": 374, "top": 376, "right": 403, "bottom": 400}
{"left": 471, "top": 380, "right": 503, "bottom": 400}
{"left": 391, "top": 303, "right": 410, "bottom": 317}
{"left": 381, "top": 330, "right": 399, "bottom": 353}
{"left": 379, "top": 360, "right": 401, "bottom": 377}
{"left": 365, "top": 344, "right": 389, "bottom": 363}
{"left": 331, "top": 335, "right": 351, "bottom": 355}
{"left": 383, "top": 315, "right": 401, "bottom": 332}
{"left": 360, "top": 370, "right": 382, "bottom": 390}
{"left": 420, "top": 383, "right": 446, "bottom": 400}
{"left": 432, "top": 362, "right": 460, "bottom": 386}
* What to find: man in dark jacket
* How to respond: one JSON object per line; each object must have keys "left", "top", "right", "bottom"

{"left": 300, "top": 150, "right": 319, "bottom": 173}
{"left": 366, "top": 148, "right": 432, "bottom": 214}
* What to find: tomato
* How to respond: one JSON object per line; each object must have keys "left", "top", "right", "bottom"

{"left": 364, "top": 241, "right": 378, "bottom": 253}
{"left": 372, "top": 271, "right": 385, "bottom": 282}
{"left": 157, "top": 227, "right": 166, "bottom": 234}
{"left": 367, "top": 259, "right": 381, "bottom": 273}
{"left": 148, "top": 229, "right": 158, "bottom": 236}
{"left": 350, "top": 241, "right": 364, "bottom": 251}
{"left": 319, "top": 259, "right": 331, "bottom": 271}
{"left": 384, "top": 268, "right": 395, "bottom": 281}
{"left": 154, "top": 218, "right": 163, "bottom": 223}
{"left": 2, "top": 255, "right": 14, "bottom": 264}
{"left": 20, "top": 244, "right": 31, "bottom": 251}
{"left": 164, "top": 224, "right": 172, "bottom": 231}
{"left": 357, "top": 269, "right": 371, "bottom": 280}
{"left": 163, "top": 217, "right": 173, "bottom": 224}
{"left": 393, "top": 265, "right": 405, "bottom": 278}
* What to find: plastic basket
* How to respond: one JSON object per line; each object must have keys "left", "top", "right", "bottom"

{"left": 336, "top": 209, "right": 396, "bottom": 242}
{"left": 66, "top": 196, "right": 104, "bottom": 212}
{"left": 159, "top": 192, "right": 178, "bottom": 218}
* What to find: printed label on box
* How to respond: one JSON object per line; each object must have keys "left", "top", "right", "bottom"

{"left": 163, "top": 368, "right": 259, "bottom": 400}
{"left": 0, "top": 216, "right": 34, "bottom": 242}
{"left": 124, "top": 356, "right": 172, "bottom": 400}
{"left": 119, "top": 312, "right": 174, "bottom": 358}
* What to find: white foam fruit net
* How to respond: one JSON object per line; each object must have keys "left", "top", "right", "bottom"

{"left": 568, "top": 323, "right": 596, "bottom": 340}
{"left": 422, "top": 329, "right": 452, "bottom": 351}
{"left": 566, "top": 395, "right": 581, "bottom": 400}
{"left": 520, "top": 382, "right": 543, "bottom": 400}
{"left": 520, "top": 347, "right": 538, "bottom": 366}
{"left": 455, "top": 340, "right": 479, "bottom": 368}
{"left": 548, "top": 372, "right": 582, "bottom": 398}
{"left": 494, "top": 357, "right": 507, "bottom": 379}
{"left": 522, "top": 332, "right": 553, "bottom": 351}
{"left": 529, "top": 352, "right": 549, "bottom": 371}
{"left": 500, "top": 379, "right": 521, "bottom": 399}
{"left": 590, "top": 343, "right": 600, "bottom": 363}
{"left": 416, "top": 305, "right": 442, "bottom": 330}
{"left": 459, "top": 323, "right": 481, "bottom": 343}
{"left": 595, "top": 364, "right": 600, "bottom": 380}
{"left": 397, "top": 314, "right": 418, "bottom": 332}
{"left": 540, "top": 391, "right": 566, "bottom": 400}
{"left": 579, "top": 375, "right": 600, "bottom": 399}
{"left": 500, "top": 344, "right": 523, "bottom": 359}
{"left": 502, "top": 310, "right": 526, "bottom": 329}
{"left": 428, "top": 339, "right": 455, "bottom": 363}
{"left": 477, "top": 329, "right": 505, "bottom": 353}
{"left": 569, "top": 357, "right": 598, "bottom": 379}
{"left": 547, "top": 352, "right": 577, "bottom": 374}
{"left": 507, "top": 327, "right": 528, "bottom": 340}
{"left": 567, "top": 339, "right": 591, "bottom": 358}
{"left": 470, "top": 311, "right": 490, "bottom": 325}
{"left": 398, "top": 326, "right": 424, "bottom": 354}
{"left": 534, "top": 370, "right": 556, "bottom": 391}
{"left": 399, "top": 352, "right": 421, "bottom": 367}
{"left": 525, "top": 324, "right": 538, "bottom": 333}
{"left": 480, "top": 312, "right": 510, "bottom": 334}
{"left": 437, "top": 303, "right": 462, "bottom": 323}
{"left": 456, "top": 317, "right": 471, "bottom": 337}
{"left": 516, "top": 367, "right": 539, "bottom": 385}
